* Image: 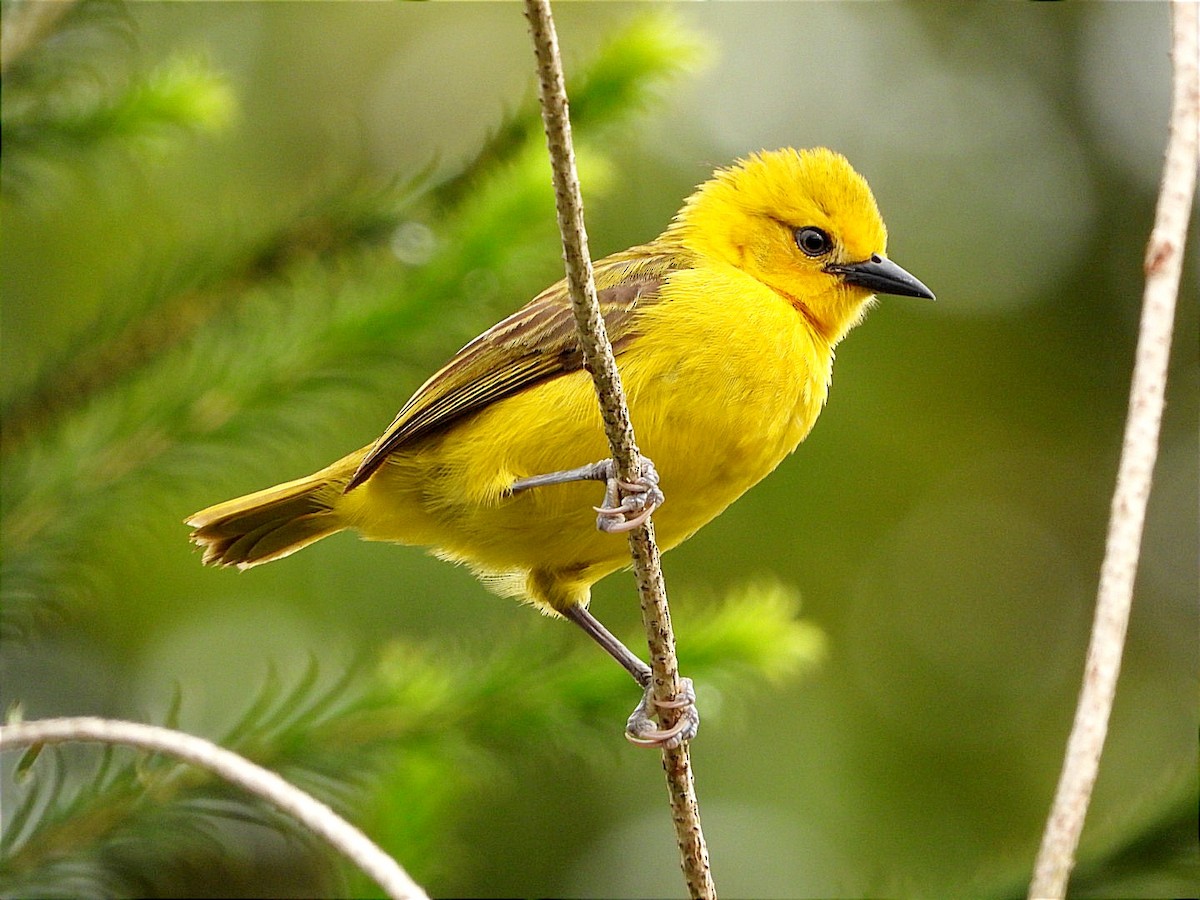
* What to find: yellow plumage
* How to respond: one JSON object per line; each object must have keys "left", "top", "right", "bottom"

{"left": 188, "top": 147, "right": 932, "bottom": 617}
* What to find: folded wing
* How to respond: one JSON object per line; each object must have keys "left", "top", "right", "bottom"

{"left": 345, "top": 249, "right": 682, "bottom": 491}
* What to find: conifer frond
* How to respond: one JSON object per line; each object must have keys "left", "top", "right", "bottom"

{"left": 1, "top": 590, "right": 818, "bottom": 897}
{"left": 2, "top": 46, "right": 233, "bottom": 197}
{"left": 674, "top": 580, "right": 827, "bottom": 685}
{"left": 0, "top": 664, "right": 359, "bottom": 896}
{"left": 0, "top": 142, "right": 608, "bottom": 640}
{"left": 0, "top": 174, "right": 431, "bottom": 447}
{"left": 1, "top": 9, "right": 708, "bottom": 643}
{"left": 436, "top": 12, "right": 708, "bottom": 208}
{"left": 0, "top": 6, "right": 790, "bottom": 896}
{"left": 348, "top": 582, "right": 823, "bottom": 892}
{"left": 1, "top": 0, "right": 232, "bottom": 194}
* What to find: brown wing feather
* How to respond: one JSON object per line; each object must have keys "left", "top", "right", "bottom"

{"left": 345, "top": 248, "right": 683, "bottom": 491}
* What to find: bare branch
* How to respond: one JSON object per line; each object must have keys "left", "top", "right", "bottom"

{"left": 520, "top": 2, "right": 715, "bottom": 897}
{"left": 0, "top": 717, "right": 430, "bottom": 900}
{"left": 1028, "top": 5, "right": 1198, "bottom": 898}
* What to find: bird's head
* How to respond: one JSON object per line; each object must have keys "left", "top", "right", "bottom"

{"left": 669, "top": 147, "right": 933, "bottom": 343}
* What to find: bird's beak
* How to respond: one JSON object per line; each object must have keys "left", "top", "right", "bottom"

{"left": 826, "top": 254, "right": 935, "bottom": 300}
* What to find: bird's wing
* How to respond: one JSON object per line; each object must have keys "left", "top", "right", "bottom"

{"left": 345, "top": 247, "right": 683, "bottom": 490}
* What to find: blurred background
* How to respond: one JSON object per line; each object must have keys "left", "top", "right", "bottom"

{"left": 1, "top": 2, "right": 1196, "bottom": 897}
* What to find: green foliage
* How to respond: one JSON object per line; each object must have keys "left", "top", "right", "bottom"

{"left": 434, "top": 12, "right": 707, "bottom": 208}
{"left": 0, "top": 6, "right": 825, "bottom": 896}
{"left": 8, "top": 5, "right": 1184, "bottom": 897}
{"left": 1, "top": 0, "right": 232, "bottom": 198}
{"left": 675, "top": 580, "right": 826, "bottom": 686}
{"left": 0, "top": 590, "right": 820, "bottom": 896}
{"left": 0, "top": 7, "right": 685, "bottom": 641}
{"left": 5, "top": 51, "right": 234, "bottom": 149}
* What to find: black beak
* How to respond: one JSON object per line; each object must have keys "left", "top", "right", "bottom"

{"left": 826, "top": 254, "right": 934, "bottom": 300}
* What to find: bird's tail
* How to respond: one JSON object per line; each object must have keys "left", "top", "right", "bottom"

{"left": 187, "top": 466, "right": 351, "bottom": 569}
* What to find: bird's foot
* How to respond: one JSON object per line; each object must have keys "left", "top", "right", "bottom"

{"left": 508, "top": 457, "right": 664, "bottom": 534}
{"left": 624, "top": 676, "right": 699, "bottom": 750}
{"left": 593, "top": 457, "right": 664, "bottom": 534}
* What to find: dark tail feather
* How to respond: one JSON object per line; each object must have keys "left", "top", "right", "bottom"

{"left": 187, "top": 472, "right": 345, "bottom": 569}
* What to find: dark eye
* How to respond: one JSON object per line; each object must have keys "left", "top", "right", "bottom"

{"left": 794, "top": 226, "right": 832, "bottom": 257}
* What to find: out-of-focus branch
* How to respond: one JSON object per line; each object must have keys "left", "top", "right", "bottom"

{"left": 0, "top": 0, "right": 78, "bottom": 74}
{"left": 0, "top": 717, "right": 429, "bottom": 900}
{"left": 520, "top": 2, "right": 714, "bottom": 898}
{"left": 1028, "top": 4, "right": 1198, "bottom": 898}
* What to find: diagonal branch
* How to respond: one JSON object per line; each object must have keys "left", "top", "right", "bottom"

{"left": 1028, "top": 4, "right": 1198, "bottom": 898}
{"left": 520, "top": 2, "right": 715, "bottom": 897}
{"left": 0, "top": 717, "right": 429, "bottom": 900}
{"left": 0, "top": 0, "right": 78, "bottom": 74}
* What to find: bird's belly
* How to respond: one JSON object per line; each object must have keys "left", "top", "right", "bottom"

{"left": 350, "top": 330, "right": 826, "bottom": 582}
{"left": 629, "top": 361, "right": 823, "bottom": 553}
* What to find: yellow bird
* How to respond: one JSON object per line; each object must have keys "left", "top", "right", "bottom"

{"left": 188, "top": 147, "right": 933, "bottom": 746}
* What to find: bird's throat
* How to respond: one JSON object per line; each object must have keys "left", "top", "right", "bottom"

{"left": 770, "top": 284, "right": 835, "bottom": 344}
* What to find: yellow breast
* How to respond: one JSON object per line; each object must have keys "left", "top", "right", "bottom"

{"left": 619, "top": 264, "right": 832, "bottom": 548}
{"left": 346, "top": 261, "right": 832, "bottom": 588}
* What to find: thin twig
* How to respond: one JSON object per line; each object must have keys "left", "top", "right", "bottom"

{"left": 520, "top": 2, "right": 714, "bottom": 898}
{"left": 1028, "top": 5, "right": 1198, "bottom": 899}
{"left": 0, "top": 717, "right": 430, "bottom": 900}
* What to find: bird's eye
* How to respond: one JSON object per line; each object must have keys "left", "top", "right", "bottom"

{"left": 794, "top": 226, "right": 832, "bottom": 257}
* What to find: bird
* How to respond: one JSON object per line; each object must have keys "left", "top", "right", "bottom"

{"left": 187, "top": 147, "right": 934, "bottom": 748}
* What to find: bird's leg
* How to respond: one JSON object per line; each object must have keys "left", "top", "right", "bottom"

{"left": 561, "top": 602, "right": 651, "bottom": 685}
{"left": 512, "top": 460, "right": 687, "bottom": 744}
{"left": 509, "top": 457, "right": 664, "bottom": 534}
{"left": 561, "top": 603, "right": 699, "bottom": 750}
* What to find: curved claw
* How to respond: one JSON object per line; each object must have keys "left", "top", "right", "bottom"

{"left": 594, "top": 457, "right": 664, "bottom": 533}
{"left": 507, "top": 456, "right": 665, "bottom": 533}
{"left": 624, "top": 714, "right": 694, "bottom": 749}
{"left": 624, "top": 677, "right": 699, "bottom": 750}
{"left": 596, "top": 502, "right": 658, "bottom": 534}
{"left": 616, "top": 478, "right": 657, "bottom": 495}
{"left": 649, "top": 693, "right": 695, "bottom": 710}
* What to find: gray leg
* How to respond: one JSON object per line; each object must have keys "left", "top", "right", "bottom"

{"left": 562, "top": 603, "right": 699, "bottom": 749}
{"left": 510, "top": 459, "right": 616, "bottom": 493}
{"left": 561, "top": 603, "right": 651, "bottom": 685}
{"left": 509, "top": 457, "right": 664, "bottom": 534}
